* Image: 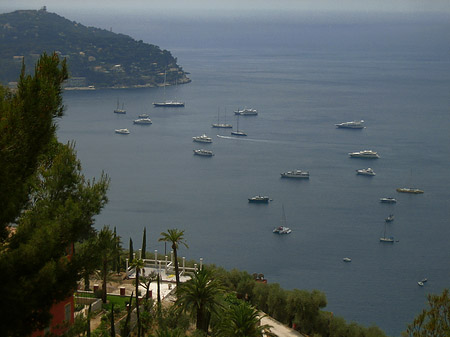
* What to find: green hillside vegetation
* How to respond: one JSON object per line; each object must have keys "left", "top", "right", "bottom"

{"left": 0, "top": 8, "right": 190, "bottom": 88}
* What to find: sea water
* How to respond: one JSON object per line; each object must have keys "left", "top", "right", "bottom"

{"left": 51, "top": 11, "right": 450, "bottom": 336}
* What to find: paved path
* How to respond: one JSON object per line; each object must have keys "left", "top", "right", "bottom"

{"left": 261, "top": 315, "right": 306, "bottom": 337}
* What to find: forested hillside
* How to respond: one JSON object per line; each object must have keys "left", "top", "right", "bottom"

{"left": 0, "top": 8, "right": 190, "bottom": 88}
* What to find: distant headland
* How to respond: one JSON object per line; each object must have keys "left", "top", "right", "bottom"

{"left": 0, "top": 7, "right": 190, "bottom": 89}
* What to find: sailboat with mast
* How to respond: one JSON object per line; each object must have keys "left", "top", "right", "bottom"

{"left": 114, "top": 98, "right": 126, "bottom": 114}
{"left": 153, "top": 70, "right": 185, "bottom": 107}
{"left": 380, "top": 222, "right": 394, "bottom": 243}
{"left": 273, "top": 205, "right": 292, "bottom": 234}
{"left": 231, "top": 114, "right": 247, "bottom": 136}
{"left": 212, "top": 107, "right": 232, "bottom": 128}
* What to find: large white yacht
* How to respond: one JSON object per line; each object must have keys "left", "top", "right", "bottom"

{"left": 280, "top": 170, "right": 310, "bottom": 179}
{"left": 335, "top": 120, "right": 365, "bottom": 129}
{"left": 356, "top": 167, "right": 376, "bottom": 176}
{"left": 193, "top": 134, "right": 213, "bottom": 143}
{"left": 349, "top": 150, "right": 380, "bottom": 158}
{"left": 193, "top": 149, "right": 214, "bottom": 157}
{"left": 234, "top": 108, "right": 258, "bottom": 116}
{"left": 133, "top": 118, "right": 153, "bottom": 125}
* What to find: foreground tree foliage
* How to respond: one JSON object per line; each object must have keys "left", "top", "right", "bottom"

{"left": 403, "top": 288, "right": 450, "bottom": 337}
{"left": 0, "top": 53, "right": 109, "bottom": 336}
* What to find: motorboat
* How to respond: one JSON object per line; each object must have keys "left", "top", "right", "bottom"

{"left": 234, "top": 108, "right": 258, "bottom": 116}
{"left": 138, "top": 113, "right": 149, "bottom": 118}
{"left": 385, "top": 214, "right": 394, "bottom": 222}
{"left": 280, "top": 170, "right": 310, "bottom": 179}
{"left": 248, "top": 196, "right": 270, "bottom": 203}
{"left": 356, "top": 167, "right": 376, "bottom": 176}
{"left": 380, "top": 197, "right": 397, "bottom": 203}
{"left": 193, "top": 134, "right": 213, "bottom": 143}
{"left": 335, "top": 120, "right": 365, "bottom": 129}
{"left": 273, "top": 226, "right": 292, "bottom": 234}
{"left": 193, "top": 149, "right": 214, "bottom": 157}
{"left": 349, "top": 150, "right": 380, "bottom": 158}
{"left": 343, "top": 257, "right": 352, "bottom": 262}
{"left": 133, "top": 118, "right": 153, "bottom": 125}
{"left": 418, "top": 281, "right": 424, "bottom": 287}
{"left": 396, "top": 188, "right": 424, "bottom": 194}
{"left": 115, "top": 128, "right": 130, "bottom": 135}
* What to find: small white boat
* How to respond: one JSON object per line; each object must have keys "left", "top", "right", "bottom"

{"left": 356, "top": 168, "right": 376, "bottom": 176}
{"left": 273, "top": 226, "right": 292, "bottom": 234}
{"left": 349, "top": 150, "right": 380, "bottom": 159}
{"left": 133, "top": 118, "right": 153, "bottom": 125}
{"left": 234, "top": 108, "right": 258, "bottom": 116}
{"left": 380, "top": 197, "right": 397, "bottom": 203}
{"left": 193, "top": 149, "right": 214, "bottom": 157}
{"left": 385, "top": 214, "right": 394, "bottom": 222}
{"left": 248, "top": 195, "right": 270, "bottom": 203}
{"left": 418, "top": 281, "right": 424, "bottom": 287}
{"left": 115, "top": 128, "right": 130, "bottom": 135}
{"left": 193, "top": 134, "right": 213, "bottom": 143}
{"left": 421, "top": 278, "right": 428, "bottom": 283}
{"left": 336, "top": 120, "right": 365, "bottom": 129}
{"left": 343, "top": 257, "right": 352, "bottom": 262}
{"left": 281, "top": 170, "right": 310, "bottom": 179}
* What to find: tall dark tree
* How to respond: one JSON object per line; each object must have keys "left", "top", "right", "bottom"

{"left": 129, "top": 237, "right": 134, "bottom": 264}
{"left": 131, "top": 258, "right": 145, "bottom": 337}
{"left": 141, "top": 227, "right": 147, "bottom": 259}
{"left": 158, "top": 228, "right": 188, "bottom": 287}
{"left": 0, "top": 53, "right": 109, "bottom": 336}
{"left": 0, "top": 52, "right": 67, "bottom": 239}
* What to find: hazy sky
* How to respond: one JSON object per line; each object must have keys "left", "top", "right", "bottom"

{"left": 2, "top": 0, "right": 450, "bottom": 16}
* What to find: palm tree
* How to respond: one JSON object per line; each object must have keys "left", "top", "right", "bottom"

{"left": 130, "top": 258, "right": 145, "bottom": 337}
{"left": 215, "top": 301, "right": 275, "bottom": 337}
{"left": 158, "top": 228, "right": 188, "bottom": 287}
{"left": 175, "top": 267, "right": 223, "bottom": 334}
{"left": 97, "top": 226, "right": 117, "bottom": 303}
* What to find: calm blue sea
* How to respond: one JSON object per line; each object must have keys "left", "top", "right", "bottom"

{"left": 51, "top": 11, "right": 450, "bottom": 336}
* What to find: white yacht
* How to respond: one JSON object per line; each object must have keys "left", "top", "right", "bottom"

{"left": 280, "top": 170, "right": 310, "bottom": 179}
{"left": 343, "top": 257, "right": 352, "bottom": 262}
{"left": 193, "top": 134, "right": 212, "bottom": 143}
{"left": 234, "top": 108, "right": 258, "bottom": 116}
{"left": 356, "top": 167, "right": 376, "bottom": 176}
{"left": 248, "top": 195, "right": 270, "bottom": 203}
{"left": 336, "top": 120, "right": 365, "bottom": 129}
{"left": 380, "top": 197, "right": 397, "bottom": 203}
{"left": 349, "top": 150, "right": 380, "bottom": 158}
{"left": 193, "top": 149, "right": 214, "bottom": 157}
{"left": 153, "top": 100, "right": 185, "bottom": 107}
{"left": 115, "top": 128, "right": 130, "bottom": 135}
{"left": 273, "top": 226, "right": 292, "bottom": 234}
{"left": 133, "top": 118, "right": 153, "bottom": 125}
